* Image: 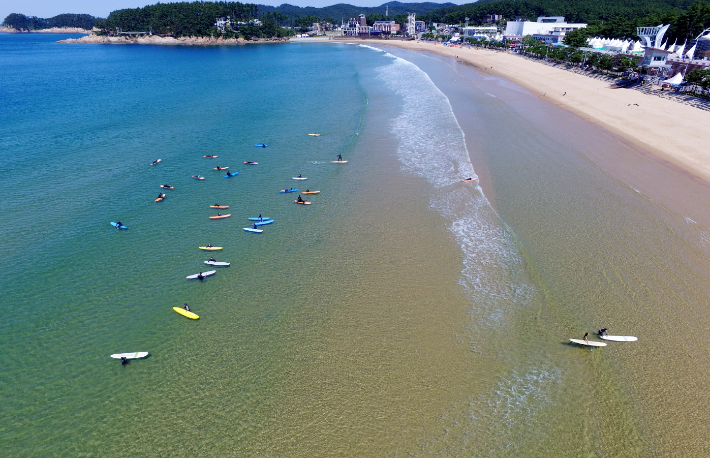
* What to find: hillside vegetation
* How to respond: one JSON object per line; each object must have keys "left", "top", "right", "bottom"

{"left": 3, "top": 13, "right": 98, "bottom": 30}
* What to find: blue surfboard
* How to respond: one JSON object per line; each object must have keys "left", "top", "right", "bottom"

{"left": 279, "top": 188, "right": 297, "bottom": 193}
{"left": 111, "top": 222, "right": 128, "bottom": 229}
{"left": 255, "top": 144, "right": 268, "bottom": 147}
{"left": 224, "top": 171, "right": 239, "bottom": 178}
{"left": 248, "top": 217, "right": 271, "bottom": 221}
{"left": 254, "top": 220, "right": 274, "bottom": 226}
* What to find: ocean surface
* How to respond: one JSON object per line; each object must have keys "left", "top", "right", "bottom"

{"left": 2, "top": 33, "right": 710, "bottom": 457}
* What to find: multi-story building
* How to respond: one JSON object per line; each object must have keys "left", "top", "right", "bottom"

{"left": 504, "top": 17, "right": 587, "bottom": 41}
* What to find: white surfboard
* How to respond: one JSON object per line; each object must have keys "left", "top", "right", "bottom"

{"left": 569, "top": 339, "right": 607, "bottom": 347}
{"left": 186, "top": 270, "right": 216, "bottom": 279}
{"left": 292, "top": 177, "right": 307, "bottom": 180}
{"left": 204, "top": 261, "right": 230, "bottom": 267}
{"left": 600, "top": 335, "right": 638, "bottom": 342}
{"left": 111, "top": 352, "right": 149, "bottom": 359}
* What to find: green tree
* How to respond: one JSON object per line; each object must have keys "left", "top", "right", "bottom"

{"left": 563, "top": 28, "right": 590, "bottom": 48}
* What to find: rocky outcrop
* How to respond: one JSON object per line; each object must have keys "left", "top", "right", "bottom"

{"left": 57, "top": 33, "right": 290, "bottom": 45}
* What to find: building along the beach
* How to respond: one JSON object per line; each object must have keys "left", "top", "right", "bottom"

{"left": 462, "top": 26, "right": 498, "bottom": 41}
{"left": 373, "top": 20, "right": 399, "bottom": 35}
{"left": 504, "top": 17, "right": 587, "bottom": 42}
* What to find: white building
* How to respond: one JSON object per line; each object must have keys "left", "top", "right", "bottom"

{"left": 504, "top": 17, "right": 587, "bottom": 40}
{"left": 462, "top": 26, "right": 498, "bottom": 40}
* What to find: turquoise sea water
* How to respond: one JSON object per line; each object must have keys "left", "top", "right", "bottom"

{"left": 4, "top": 34, "right": 710, "bottom": 457}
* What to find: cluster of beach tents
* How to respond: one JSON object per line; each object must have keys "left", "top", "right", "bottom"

{"left": 586, "top": 36, "right": 700, "bottom": 61}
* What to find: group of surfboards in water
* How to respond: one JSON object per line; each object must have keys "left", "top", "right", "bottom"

{"left": 115, "top": 145, "right": 352, "bottom": 363}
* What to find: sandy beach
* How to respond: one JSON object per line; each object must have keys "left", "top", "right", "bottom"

{"left": 349, "top": 39, "right": 710, "bottom": 186}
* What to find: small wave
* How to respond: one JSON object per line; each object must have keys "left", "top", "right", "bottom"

{"left": 685, "top": 216, "right": 697, "bottom": 225}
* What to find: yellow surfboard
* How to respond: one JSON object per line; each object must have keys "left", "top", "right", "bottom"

{"left": 199, "top": 246, "right": 223, "bottom": 251}
{"left": 173, "top": 307, "right": 199, "bottom": 319}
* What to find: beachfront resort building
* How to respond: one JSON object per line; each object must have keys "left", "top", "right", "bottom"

{"left": 462, "top": 26, "right": 499, "bottom": 40}
{"left": 505, "top": 17, "right": 587, "bottom": 43}
{"left": 372, "top": 20, "right": 400, "bottom": 35}
{"left": 342, "top": 15, "right": 370, "bottom": 37}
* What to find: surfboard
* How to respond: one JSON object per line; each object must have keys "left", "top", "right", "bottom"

{"left": 210, "top": 205, "right": 229, "bottom": 209}
{"left": 173, "top": 307, "right": 199, "bottom": 319}
{"left": 111, "top": 352, "right": 149, "bottom": 359}
{"left": 150, "top": 159, "right": 161, "bottom": 165}
{"left": 204, "top": 261, "right": 230, "bottom": 266}
{"left": 254, "top": 219, "right": 274, "bottom": 226}
{"left": 186, "top": 270, "right": 216, "bottom": 279}
{"left": 295, "top": 200, "right": 311, "bottom": 205}
{"left": 203, "top": 155, "right": 218, "bottom": 158}
{"left": 600, "top": 335, "right": 638, "bottom": 342}
{"left": 110, "top": 222, "right": 128, "bottom": 229}
{"left": 199, "top": 246, "right": 222, "bottom": 251}
{"left": 155, "top": 195, "right": 165, "bottom": 202}
{"left": 332, "top": 161, "right": 348, "bottom": 163}
{"left": 244, "top": 227, "right": 263, "bottom": 233}
{"left": 224, "top": 171, "right": 239, "bottom": 178}
{"left": 308, "top": 133, "right": 320, "bottom": 136}
{"left": 292, "top": 177, "right": 307, "bottom": 180}
{"left": 160, "top": 185, "right": 174, "bottom": 189}
{"left": 280, "top": 189, "right": 297, "bottom": 193}
{"left": 244, "top": 161, "right": 258, "bottom": 165}
{"left": 255, "top": 144, "right": 268, "bottom": 147}
{"left": 569, "top": 339, "right": 607, "bottom": 347}
{"left": 209, "top": 214, "right": 231, "bottom": 219}
{"left": 248, "top": 217, "right": 270, "bottom": 221}
{"left": 302, "top": 190, "right": 320, "bottom": 194}
{"left": 214, "top": 167, "right": 229, "bottom": 170}
{"left": 192, "top": 175, "right": 205, "bottom": 180}
{"left": 463, "top": 178, "right": 477, "bottom": 182}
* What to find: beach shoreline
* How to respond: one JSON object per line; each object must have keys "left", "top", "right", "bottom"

{"left": 345, "top": 39, "right": 710, "bottom": 187}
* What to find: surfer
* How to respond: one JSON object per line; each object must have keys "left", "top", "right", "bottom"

{"left": 298, "top": 174, "right": 302, "bottom": 178}
{"left": 305, "top": 189, "right": 310, "bottom": 193}
{"left": 209, "top": 257, "right": 216, "bottom": 262}
{"left": 598, "top": 328, "right": 608, "bottom": 336}
{"left": 583, "top": 332, "right": 589, "bottom": 343}
{"left": 121, "top": 356, "right": 128, "bottom": 365}
{"left": 337, "top": 154, "right": 342, "bottom": 161}
{"left": 217, "top": 212, "right": 222, "bottom": 216}
{"left": 197, "top": 272, "right": 205, "bottom": 281}
{"left": 207, "top": 243, "right": 213, "bottom": 248}
{"left": 115, "top": 221, "right": 122, "bottom": 227}
{"left": 258, "top": 214, "right": 262, "bottom": 221}
{"left": 297, "top": 195, "right": 303, "bottom": 202}
{"left": 253, "top": 224, "right": 258, "bottom": 229}
{"left": 184, "top": 303, "right": 190, "bottom": 311}
{"left": 261, "top": 144, "right": 266, "bottom": 148}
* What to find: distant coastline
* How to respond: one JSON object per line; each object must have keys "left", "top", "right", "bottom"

{"left": 0, "top": 26, "right": 90, "bottom": 33}
{"left": 57, "top": 33, "right": 290, "bottom": 45}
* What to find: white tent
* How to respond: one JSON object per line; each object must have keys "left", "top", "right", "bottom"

{"left": 662, "top": 73, "right": 684, "bottom": 85}
{"left": 686, "top": 44, "right": 696, "bottom": 59}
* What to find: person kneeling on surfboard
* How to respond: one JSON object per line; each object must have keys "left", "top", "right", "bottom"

{"left": 121, "top": 356, "right": 128, "bottom": 365}
{"left": 184, "top": 303, "right": 190, "bottom": 311}
{"left": 598, "top": 328, "right": 608, "bottom": 336}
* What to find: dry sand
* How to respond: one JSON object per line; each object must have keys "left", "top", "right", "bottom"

{"left": 349, "top": 39, "right": 710, "bottom": 185}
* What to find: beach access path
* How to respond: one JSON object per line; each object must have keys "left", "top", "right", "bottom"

{"left": 348, "top": 39, "right": 710, "bottom": 185}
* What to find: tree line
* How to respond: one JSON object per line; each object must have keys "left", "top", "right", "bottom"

{"left": 420, "top": 0, "right": 710, "bottom": 44}
{"left": 94, "top": 2, "right": 292, "bottom": 39}
{"left": 3, "top": 13, "right": 98, "bottom": 30}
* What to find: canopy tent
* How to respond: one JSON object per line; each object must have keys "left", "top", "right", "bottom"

{"left": 662, "top": 73, "right": 684, "bottom": 85}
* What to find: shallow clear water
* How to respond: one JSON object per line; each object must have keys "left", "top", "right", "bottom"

{"left": 3, "top": 34, "right": 710, "bottom": 457}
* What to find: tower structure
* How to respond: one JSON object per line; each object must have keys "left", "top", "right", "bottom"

{"left": 407, "top": 13, "right": 416, "bottom": 37}
{"left": 637, "top": 24, "right": 670, "bottom": 48}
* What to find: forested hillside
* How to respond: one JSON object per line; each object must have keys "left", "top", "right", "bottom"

{"left": 421, "top": 0, "right": 710, "bottom": 43}
{"left": 257, "top": 1, "right": 455, "bottom": 22}
{"left": 3, "top": 13, "right": 98, "bottom": 30}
